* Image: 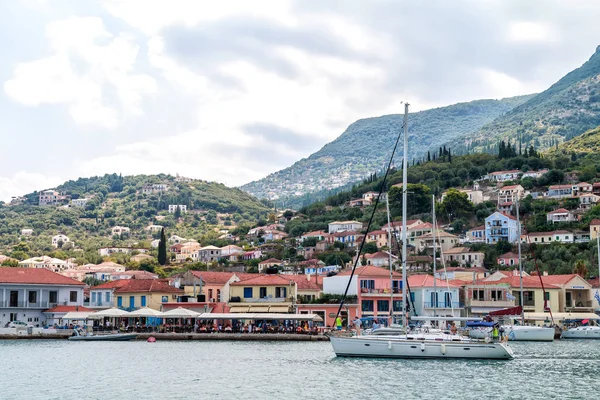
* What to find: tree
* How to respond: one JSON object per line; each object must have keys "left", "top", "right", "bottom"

{"left": 573, "top": 259, "right": 588, "bottom": 278}
{"left": 438, "top": 188, "right": 474, "bottom": 221}
{"left": 158, "top": 227, "right": 167, "bottom": 266}
{"left": 427, "top": 151, "right": 431, "bottom": 162}
{"left": 361, "top": 241, "right": 379, "bottom": 254}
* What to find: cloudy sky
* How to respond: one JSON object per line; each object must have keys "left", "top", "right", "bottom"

{"left": 2, "top": 0, "right": 600, "bottom": 201}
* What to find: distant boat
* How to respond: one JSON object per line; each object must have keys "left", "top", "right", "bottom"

{"left": 68, "top": 330, "right": 137, "bottom": 341}
{"left": 561, "top": 324, "right": 600, "bottom": 339}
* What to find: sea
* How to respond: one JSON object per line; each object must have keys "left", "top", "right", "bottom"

{"left": 0, "top": 339, "right": 598, "bottom": 399}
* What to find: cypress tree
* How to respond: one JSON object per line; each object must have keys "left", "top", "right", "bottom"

{"left": 427, "top": 151, "right": 431, "bottom": 162}
{"left": 158, "top": 227, "right": 167, "bottom": 266}
{"left": 448, "top": 148, "right": 452, "bottom": 163}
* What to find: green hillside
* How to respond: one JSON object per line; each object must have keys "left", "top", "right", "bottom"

{"left": 550, "top": 125, "right": 600, "bottom": 155}
{"left": 0, "top": 174, "right": 270, "bottom": 259}
{"left": 456, "top": 45, "right": 600, "bottom": 154}
{"left": 241, "top": 95, "right": 534, "bottom": 202}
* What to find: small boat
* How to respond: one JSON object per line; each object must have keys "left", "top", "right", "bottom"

{"left": 330, "top": 333, "right": 514, "bottom": 360}
{"left": 68, "top": 329, "right": 138, "bottom": 341}
{"left": 468, "top": 322, "right": 555, "bottom": 342}
{"left": 561, "top": 322, "right": 600, "bottom": 339}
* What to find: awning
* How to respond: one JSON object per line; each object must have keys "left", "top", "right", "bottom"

{"left": 62, "top": 312, "right": 93, "bottom": 320}
{"left": 248, "top": 306, "right": 270, "bottom": 312}
{"left": 490, "top": 306, "right": 523, "bottom": 316}
{"left": 196, "top": 313, "right": 321, "bottom": 321}
{"left": 525, "top": 312, "right": 600, "bottom": 321}
{"left": 229, "top": 306, "right": 249, "bottom": 313}
{"left": 268, "top": 306, "right": 290, "bottom": 313}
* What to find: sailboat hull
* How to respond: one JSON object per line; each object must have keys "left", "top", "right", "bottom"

{"left": 330, "top": 336, "right": 513, "bottom": 359}
{"left": 469, "top": 326, "right": 554, "bottom": 341}
{"left": 561, "top": 326, "right": 600, "bottom": 339}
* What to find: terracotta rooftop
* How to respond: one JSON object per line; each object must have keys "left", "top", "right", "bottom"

{"left": 475, "top": 275, "right": 561, "bottom": 289}
{"left": 407, "top": 274, "right": 463, "bottom": 288}
{"left": 0, "top": 267, "right": 84, "bottom": 286}
{"left": 258, "top": 258, "right": 283, "bottom": 265}
{"left": 285, "top": 275, "right": 322, "bottom": 290}
{"left": 190, "top": 271, "right": 235, "bottom": 285}
{"left": 364, "top": 251, "right": 397, "bottom": 259}
{"left": 338, "top": 265, "right": 401, "bottom": 278}
{"left": 498, "top": 252, "right": 519, "bottom": 259}
{"left": 548, "top": 208, "right": 571, "bottom": 214}
{"left": 43, "top": 305, "right": 93, "bottom": 313}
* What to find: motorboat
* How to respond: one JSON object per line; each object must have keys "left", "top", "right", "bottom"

{"left": 468, "top": 323, "right": 554, "bottom": 342}
{"left": 329, "top": 333, "right": 514, "bottom": 360}
{"left": 68, "top": 329, "right": 138, "bottom": 341}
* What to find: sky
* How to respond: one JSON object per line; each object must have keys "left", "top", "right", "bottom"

{"left": 2, "top": 0, "right": 600, "bottom": 202}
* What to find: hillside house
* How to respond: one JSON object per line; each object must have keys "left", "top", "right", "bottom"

{"left": 258, "top": 258, "right": 283, "bottom": 273}
{"left": 70, "top": 198, "right": 89, "bottom": 207}
{"left": 590, "top": 219, "right": 600, "bottom": 240}
{"left": 197, "top": 246, "right": 222, "bottom": 263}
{"left": 465, "top": 226, "right": 486, "bottom": 243}
{"left": 522, "top": 230, "right": 574, "bottom": 244}
{"left": 443, "top": 247, "right": 484, "bottom": 268}
{"left": 413, "top": 231, "right": 459, "bottom": 254}
{"left": 546, "top": 208, "right": 577, "bottom": 223}
{"left": 441, "top": 185, "right": 484, "bottom": 205}
{"left": 366, "top": 229, "right": 389, "bottom": 248}
{"left": 572, "top": 182, "right": 593, "bottom": 196}
{"left": 18, "top": 256, "right": 72, "bottom": 272}
{"left": 382, "top": 219, "right": 424, "bottom": 234}
{"left": 406, "top": 255, "right": 433, "bottom": 273}
{"left": 497, "top": 185, "right": 525, "bottom": 203}
{"left": 486, "top": 170, "right": 520, "bottom": 182}
{"left": 497, "top": 252, "right": 520, "bottom": 266}
{"left": 168, "top": 235, "right": 187, "bottom": 244}
{"left": 142, "top": 184, "right": 169, "bottom": 194}
{"left": 39, "top": 190, "right": 67, "bottom": 206}
{"left": 176, "top": 242, "right": 201, "bottom": 263}
{"left": 329, "top": 231, "right": 364, "bottom": 248}
{"left": 485, "top": 212, "right": 519, "bottom": 243}
{"left": 521, "top": 169, "right": 549, "bottom": 179}
{"left": 111, "top": 226, "right": 130, "bottom": 236}
{"left": 546, "top": 184, "right": 572, "bottom": 199}
{"left": 363, "top": 251, "right": 398, "bottom": 267}
{"left": 168, "top": 204, "right": 187, "bottom": 213}
{"left": 51, "top": 234, "right": 71, "bottom": 248}
{"left": 579, "top": 194, "right": 600, "bottom": 210}
{"left": 98, "top": 247, "right": 149, "bottom": 257}
{"left": 328, "top": 221, "right": 363, "bottom": 234}
{"left": 362, "top": 191, "right": 379, "bottom": 202}
{"left": 21, "top": 228, "right": 33, "bottom": 236}
{"left": 300, "top": 230, "right": 328, "bottom": 243}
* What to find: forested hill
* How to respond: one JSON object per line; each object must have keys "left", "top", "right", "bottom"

{"left": 549, "top": 125, "right": 600, "bottom": 156}
{"left": 454, "top": 45, "right": 600, "bottom": 154}
{"left": 241, "top": 95, "right": 534, "bottom": 203}
{"left": 0, "top": 174, "right": 270, "bottom": 256}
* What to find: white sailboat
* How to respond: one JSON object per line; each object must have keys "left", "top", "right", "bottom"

{"left": 330, "top": 103, "right": 514, "bottom": 360}
{"left": 561, "top": 235, "right": 600, "bottom": 339}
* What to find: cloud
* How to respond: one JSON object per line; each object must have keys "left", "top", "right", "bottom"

{"left": 0, "top": 171, "right": 63, "bottom": 203}
{"left": 243, "top": 123, "right": 322, "bottom": 152}
{"left": 4, "top": 16, "right": 156, "bottom": 129}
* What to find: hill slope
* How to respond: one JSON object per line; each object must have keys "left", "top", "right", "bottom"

{"left": 548, "top": 125, "right": 600, "bottom": 156}
{"left": 0, "top": 174, "right": 270, "bottom": 256}
{"left": 241, "top": 95, "right": 534, "bottom": 201}
{"left": 456, "top": 45, "right": 600, "bottom": 154}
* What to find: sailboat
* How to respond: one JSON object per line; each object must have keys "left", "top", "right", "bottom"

{"left": 561, "top": 235, "right": 600, "bottom": 339}
{"left": 329, "top": 103, "right": 514, "bottom": 360}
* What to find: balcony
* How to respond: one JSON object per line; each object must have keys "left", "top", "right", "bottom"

{"left": 360, "top": 288, "right": 401, "bottom": 296}
{"left": 423, "top": 302, "right": 463, "bottom": 309}
{"left": 0, "top": 301, "right": 49, "bottom": 308}
{"left": 565, "top": 300, "right": 593, "bottom": 311}
{"left": 468, "top": 299, "right": 515, "bottom": 308}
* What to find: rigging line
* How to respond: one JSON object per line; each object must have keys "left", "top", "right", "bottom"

{"left": 436, "top": 225, "right": 456, "bottom": 317}
{"left": 392, "top": 230, "right": 417, "bottom": 317}
{"left": 333, "top": 121, "right": 406, "bottom": 324}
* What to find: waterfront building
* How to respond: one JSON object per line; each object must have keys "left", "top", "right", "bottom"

{"left": 0, "top": 268, "right": 84, "bottom": 327}
{"left": 434, "top": 267, "right": 488, "bottom": 282}
{"left": 407, "top": 274, "right": 463, "bottom": 320}
{"left": 229, "top": 274, "right": 297, "bottom": 313}
{"left": 90, "top": 279, "right": 183, "bottom": 311}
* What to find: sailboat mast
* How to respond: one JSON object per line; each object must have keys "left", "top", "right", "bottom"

{"left": 432, "top": 194, "right": 437, "bottom": 317}
{"left": 597, "top": 235, "right": 600, "bottom": 291}
{"left": 401, "top": 103, "right": 409, "bottom": 328}
{"left": 385, "top": 192, "right": 394, "bottom": 323}
{"left": 516, "top": 196, "right": 524, "bottom": 324}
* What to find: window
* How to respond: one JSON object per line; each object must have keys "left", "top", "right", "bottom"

{"left": 410, "top": 292, "right": 415, "bottom": 302}
{"left": 141, "top": 296, "right": 147, "bottom": 307}
{"left": 392, "top": 280, "right": 402, "bottom": 293}
{"left": 92, "top": 293, "right": 97, "bottom": 302}
{"left": 275, "top": 287, "right": 287, "bottom": 298}
{"left": 393, "top": 300, "right": 403, "bottom": 312}
{"left": 360, "top": 280, "right": 375, "bottom": 290}
{"left": 208, "top": 289, "right": 213, "bottom": 300}
{"left": 377, "top": 300, "right": 389, "bottom": 312}
{"left": 361, "top": 300, "right": 374, "bottom": 312}
{"left": 117, "top": 296, "right": 123, "bottom": 307}
{"left": 28, "top": 291, "right": 37, "bottom": 303}
{"left": 162, "top": 296, "right": 168, "bottom": 303}
{"left": 544, "top": 292, "right": 550, "bottom": 301}
{"left": 49, "top": 291, "right": 58, "bottom": 304}
{"left": 243, "top": 288, "right": 253, "bottom": 298}
{"left": 105, "top": 292, "right": 110, "bottom": 303}
{"left": 69, "top": 291, "right": 78, "bottom": 302}
{"left": 217, "top": 289, "right": 221, "bottom": 302}
{"left": 430, "top": 292, "right": 438, "bottom": 307}
{"left": 491, "top": 290, "right": 503, "bottom": 301}
{"left": 259, "top": 287, "right": 267, "bottom": 298}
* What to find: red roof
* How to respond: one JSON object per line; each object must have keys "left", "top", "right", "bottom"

{"left": 190, "top": 271, "right": 235, "bottom": 285}
{"left": 383, "top": 220, "right": 420, "bottom": 229}
{"left": 548, "top": 208, "right": 571, "bottom": 214}
{"left": 0, "top": 268, "right": 84, "bottom": 286}
{"left": 117, "top": 270, "right": 158, "bottom": 279}
{"left": 258, "top": 258, "right": 283, "bottom": 265}
{"left": 498, "top": 252, "right": 519, "bottom": 259}
{"left": 302, "top": 230, "right": 327, "bottom": 237}
{"left": 368, "top": 229, "right": 388, "bottom": 236}
{"left": 331, "top": 230, "right": 362, "bottom": 238}
{"left": 407, "top": 274, "right": 463, "bottom": 288}
{"left": 540, "top": 274, "right": 584, "bottom": 286}
{"left": 338, "top": 265, "right": 401, "bottom": 278}
{"left": 44, "top": 305, "right": 93, "bottom": 313}
{"left": 501, "top": 185, "right": 522, "bottom": 190}
{"left": 549, "top": 184, "right": 572, "bottom": 190}
{"left": 93, "top": 279, "right": 182, "bottom": 293}
{"left": 590, "top": 219, "right": 600, "bottom": 226}
{"left": 588, "top": 277, "right": 599, "bottom": 288}
{"left": 364, "top": 251, "right": 396, "bottom": 260}
{"left": 230, "top": 274, "right": 295, "bottom": 286}
{"left": 477, "top": 276, "right": 560, "bottom": 289}
{"left": 285, "top": 275, "right": 322, "bottom": 290}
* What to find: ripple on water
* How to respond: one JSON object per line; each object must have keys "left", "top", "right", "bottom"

{"left": 0, "top": 340, "right": 599, "bottom": 400}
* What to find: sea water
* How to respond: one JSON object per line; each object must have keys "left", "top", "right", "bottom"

{"left": 0, "top": 339, "right": 598, "bottom": 399}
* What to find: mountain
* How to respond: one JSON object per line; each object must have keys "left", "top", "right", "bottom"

{"left": 456, "top": 45, "right": 600, "bottom": 154}
{"left": 549, "top": 125, "right": 600, "bottom": 156}
{"left": 0, "top": 174, "right": 270, "bottom": 257}
{"left": 241, "top": 95, "right": 534, "bottom": 202}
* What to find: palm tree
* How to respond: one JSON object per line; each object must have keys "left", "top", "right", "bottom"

{"left": 573, "top": 259, "right": 588, "bottom": 278}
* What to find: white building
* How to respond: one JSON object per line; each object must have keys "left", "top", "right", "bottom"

{"left": 175, "top": 175, "right": 193, "bottom": 182}
{"left": 111, "top": 226, "right": 131, "bottom": 236}
{"left": 21, "top": 228, "right": 33, "bottom": 236}
{"left": 151, "top": 239, "right": 160, "bottom": 248}
{"left": 142, "top": 184, "right": 169, "bottom": 194}
{"left": 485, "top": 211, "right": 520, "bottom": 243}
{"left": 168, "top": 235, "right": 187, "bottom": 244}
{"left": 442, "top": 247, "right": 485, "bottom": 268}
{"left": 0, "top": 268, "right": 85, "bottom": 327}
{"left": 18, "top": 256, "right": 73, "bottom": 272}
{"left": 51, "top": 234, "right": 71, "bottom": 248}
{"left": 70, "top": 198, "right": 89, "bottom": 208}
{"left": 328, "top": 220, "right": 363, "bottom": 234}
{"left": 39, "top": 190, "right": 66, "bottom": 206}
{"left": 98, "top": 247, "right": 149, "bottom": 256}
{"left": 145, "top": 225, "right": 164, "bottom": 233}
{"left": 197, "top": 246, "right": 222, "bottom": 263}
{"left": 486, "top": 170, "right": 520, "bottom": 182}
{"left": 546, "top": 208, "right": 577, "bottom": 224}
{"left": 168, "top": 205, "right": 187, "bottom": 214}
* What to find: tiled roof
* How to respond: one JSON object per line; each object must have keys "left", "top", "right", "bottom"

{"left": 302, "top": 230, "right": 327, "bottom": 237}
{"left": 548, "top": 184, "right": 572, "bottom": 190}
{"left": 501, "top": 185, "right": 523, "bottom": 190}
{"left": 590, "top": 219, "right": 600, "bottom": 225}
{"left": 444, "top": 247, "right": 479, "bottom": 255}
{"left": 285, "top": 275, "right": 322, "bottom": 290}
{"left": 0, "top": 267, "right": 84, "bottom": 286}
{"left": 43, "top": 305, "right": 93, "bottom": 313}
{"left": 117, "top": 270, "right": 158, "bottom": 279}
{"left": 548, "top": 208, "right": 571, "bottom": 214}
{"left": 364, "top": 251, "right": 397, "bottom": 260}
{"left": 441, "top": 266, "right": 488, "bottom": 272}
{"left": 258, "top": 258, "right": 283, "bottom": 265}
{"left": 539, "top": 274, "right": 585, "bottom": 286}
{"left": 94, "top": 279, "right": 183, "bottom": 293}
{"left": 407, "top": 274, "right": 463, "bottom": 288}
{"left": 476, "top": 276, "right": 561, "bottom": 289}
{"left": 367, "top": 229, "right": 388, "bottom": 236}
{"left": 331, "top": 230, "right": 362, "bottom": 238}
{"left": 498, "top": 252, "right": 519, "bottom": 259}
{"left": 190, "top": 271, "right": 235, "bottom": 285}
{"left": 490, "top": 170, "right": 520, "bottom": 175}
{"left": 230, "top": 274, "right": 295, "bottom": 286}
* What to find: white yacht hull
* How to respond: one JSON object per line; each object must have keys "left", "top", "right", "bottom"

{"left": 561, "top": 326, "right": 600, "bottom": 339}
{"left": 469, "top": 326, "right": 554, "bottom": 341}
{"left": 330, "top": 336, "right": 513, "bottom": 360}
